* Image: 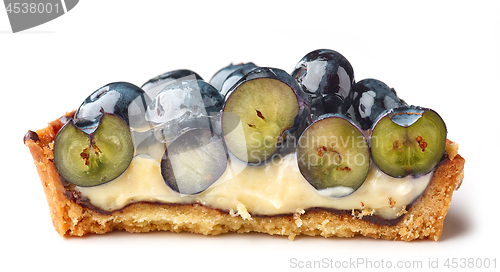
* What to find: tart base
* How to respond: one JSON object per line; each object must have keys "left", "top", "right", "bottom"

{"left": 25, "top": 113, "right": 465, "bottom": 241}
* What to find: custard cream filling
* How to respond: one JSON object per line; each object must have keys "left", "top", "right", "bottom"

{"left": 77, "top": 153, "right": 432, "bottom": 220}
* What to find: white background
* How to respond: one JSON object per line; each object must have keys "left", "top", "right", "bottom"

{"left": 2, "top": 1, "right": 499, "bottom": 271}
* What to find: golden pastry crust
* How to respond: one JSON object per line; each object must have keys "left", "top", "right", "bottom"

{"left": 25, "top": 114, "right": 465, "bottom": 241}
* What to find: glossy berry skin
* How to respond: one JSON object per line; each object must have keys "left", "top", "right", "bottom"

{"left": 144, "top": 79, "right": 224, "bottom": 146}
{"left": 219, "top": 62, "right": 258, "bottom": 96}
{"left": 292, "top": 49, "right": 355, "bottom": 120}
{"left": 346, "top": 79, "right": 406, "bottom": 130}
{"left": 141, "top": 69, "right": 203, "bottom": 99}
{"left": 147, "top": 79, "right": 223, "bottom": 115}
{"left": 195, "top": 80, "right": 225, "bottom": 114}
{"left": 209, "top": 62, "right": 257, "bottom": 92}
{"left": 75, "top": 82, "right": 151, "bottom": 132}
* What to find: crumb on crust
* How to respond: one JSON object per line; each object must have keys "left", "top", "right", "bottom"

{"left": 446, "top": 139, "right": 459, "bottom": 160}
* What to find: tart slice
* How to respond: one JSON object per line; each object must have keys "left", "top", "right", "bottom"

{"left": 24, "top": 50, "right": 465, "bottom": 241}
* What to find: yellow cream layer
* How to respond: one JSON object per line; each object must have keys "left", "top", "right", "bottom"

{"left": 77, "top": 153, "right": 432, "bottom": 220}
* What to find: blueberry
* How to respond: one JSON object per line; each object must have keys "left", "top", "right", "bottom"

{"left": 209, "top": 62, "right": 257, "bottom": 92}
{"left": 222, "top": 67, "right": 310, "bottom": 165}
{"left": 161, "top": 128, "right": 228, "bottom": 195}
{"left": 141, "top": 69, "right": 203, "bottom": 99}
{"left": 219, "top": 63, "right": 257, "bottom": 96}
{"left": 346, "top": 78, "right": 406, "bottom": 130}
{"left": 145, "top": 79, "right": 224, "bottom": 145}
{"left": 53, "top": 112, "right": 134, "bottom": 187}
{"left": 297, "top": 114, "right": 370, "bottom": 196}
{"left": 370, "top": 106, "right": 447, "bottom": 178}
{"left": 75, "top": 82, "right": 151, "bottom": 132}
{"left": 196, "top": 80, "right": 224, "bottom": 114}
{"left": 292, "top": 49, "right": 355, "bottom": 120}
{"left": 146, "top": 79, "right": 223, "bottom": 123}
